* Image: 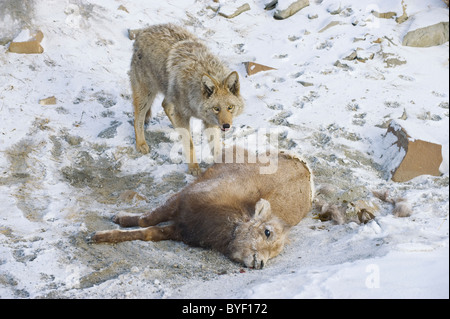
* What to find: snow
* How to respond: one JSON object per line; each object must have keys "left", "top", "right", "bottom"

{"left": 0, "top": 0, "right": 448, "bottom": 299}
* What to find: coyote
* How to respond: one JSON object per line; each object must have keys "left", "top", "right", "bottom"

{"left": 92, "top": 149, "right": 314, "bottom": 269}
{"left": 130, "top": 23, "right": 245, "bottom": 175}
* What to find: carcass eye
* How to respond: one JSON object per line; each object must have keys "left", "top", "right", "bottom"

{"left": 264, "top": 229, "right": 271, "bottom": 238}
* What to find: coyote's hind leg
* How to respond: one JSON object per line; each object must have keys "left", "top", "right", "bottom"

{"left": 131, "top": 80, "right": 156, "bottom": 154}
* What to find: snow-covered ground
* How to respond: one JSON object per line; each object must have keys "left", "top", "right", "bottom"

{"left": 0, "top": 0, "right": 448, "bottom": 299}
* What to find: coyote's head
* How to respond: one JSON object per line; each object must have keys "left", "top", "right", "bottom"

{"left": 200, "top": 72, "right": 244, "bottom": 131}
{"left": 228, "top": 199, "right": 289, "bottom": 269}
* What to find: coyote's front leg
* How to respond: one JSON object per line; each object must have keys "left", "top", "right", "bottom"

{"left": 162, "top": 99, "right": 201, "bottom": 176}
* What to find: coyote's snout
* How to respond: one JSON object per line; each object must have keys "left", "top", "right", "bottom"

{"left": 130, "top": 23, "right": 245, "bottom": 175}
{"left": 92, "top": 149, "right": 313, "bottom": 269}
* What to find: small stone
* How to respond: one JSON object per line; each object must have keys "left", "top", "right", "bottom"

{"left": 274, "top": 0, "right": 309, "bottom": 20}
{"left": 243, "top": 62, "right": 276, "bottom": 75}
{"left": 218, "top": 3, "right": 250, "bottom": 19}
{"left": 327, "top": 3, "right": 341, "bottom": 15}
{"left": 372, "top": 11, "right": 396, "bottom": 19}
{"left": 333, "top": 60, "right": 351, "bottom": 70}
{"left": 372, "top": 38, "right": 383, "bottom": 44}
{"left": 264, "top": 0, "right": 278, "bottom": 10}
{"left": 298, "top": 81, "right": 313, "bottom": 87}
{"left": 39, "top": 96, "right": 57, "bottom": 105}
{"left": 398, "top": 109, "right": 408, "bottom": 120}
{"left": 117, "top": 5, "right": 129, "bottom": 13}
{"left": 319, "top": 21, "right": 344, "bottom": 33}
{"left": 356, "top": 50, "right": 375, "bottom": 62}
{"left": 343, "top": 50, "right": 357, "bottom": 61}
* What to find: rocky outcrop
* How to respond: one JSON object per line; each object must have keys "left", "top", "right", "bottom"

{"left": 402, "top": 21, "right": 449, "bottom": 47}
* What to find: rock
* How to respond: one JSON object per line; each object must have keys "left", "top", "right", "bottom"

{"left": 343, "top": 49, "right": 375, "bottom": 63}
{"left": 264, "top": 0, "right": 278, "bottom": 10}
{"left": 243, "top": 62, "right": 276, "bottom": 75}
{"left": 326, "top": 3, "right": 341, "bottom": 15}
{"left": 355, "top": 49, "right": 375, "bottom": 62}
{"left": 117, "top": 5, "right": 129, "bottom": 13}
{"left": 381, "top": 52, "right": 406, "bottom": 68}
{"left": 298, "top": 81, "right": 313, "bottom": 87}
{"left": 396, "top": 0, "right": 408, "bottom": 24}
{"left": 39, "top": 96, "right": 57, "bottom": 105}
{"left": 381, "top": 120, "right": 443, "bottom": 182}
{"left": 318, "top": 21, "right": 345, "bottom": 33}
{"left": 274, "top": 0, "right": 309, "bottom": 20}
{"left": 8, "top": 29, "right": 44, "bottom": 54}
{"left": 372, "top": 11, "right": 397, "bottom": 19}
{"left": 372, "top": 38, "right": 383, "bottom": 44}
{"left": 218, "top": 2, "right": 250, "bottom": 19}
{"left": 333, "top": 60, "right": 351, "bottom": 71}
{"left": 343, "top": 50, "right": 358, "bottom": 61}
{"left": 398, "top": 109, "right": 408, "bottom": 120}
{"left": 402, "top": 21, "right": 449, "bottom": 47}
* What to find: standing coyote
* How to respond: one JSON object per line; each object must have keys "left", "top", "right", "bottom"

{"left": 92, "top": 149, "right": 314, "bottom": 269}
{"left": 130, "top": 23, "right": 245, "bottom": 175}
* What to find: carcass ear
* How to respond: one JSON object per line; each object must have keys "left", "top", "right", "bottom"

{"left": 225, "top": 71, "right": 240, "bottom": 95}
{"left": 254, "top": 199, "right": 271, "bottom": 219}
{"left": 201, "top": 74, "right": 217, "bottom": 98}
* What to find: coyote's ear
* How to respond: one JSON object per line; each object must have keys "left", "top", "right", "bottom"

{"left": 254, "top": 198, "right": 271, "bottom": 219}
{"left": 225, "top": 71, "right": 240, "bottom": 95}
{"left": 201, "top": 74, "right": 217, "bottom": 98}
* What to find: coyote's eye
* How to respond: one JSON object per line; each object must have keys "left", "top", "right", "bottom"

{"left": 264, "top": 229, "right": 271, "bottom": 238}
{"left": 227, "top": 105, "right": 234, "bottom": 111}
{"left": 213, "top": 107, "right": 220, "bottom": 113}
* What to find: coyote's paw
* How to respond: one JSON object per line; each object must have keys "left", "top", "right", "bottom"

{"left": 188, "top": 163, "right": 201, "bottom": 176}
{"left": 136, "top": 142, "right": 149, "bottom": 154}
